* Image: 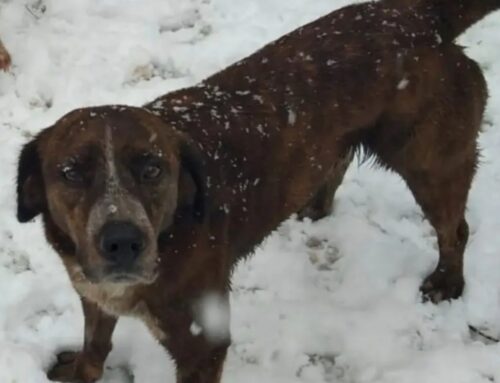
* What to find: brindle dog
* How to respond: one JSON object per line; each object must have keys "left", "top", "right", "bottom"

{"left": 16, "top": 0, "right": 500, "bottom": 382}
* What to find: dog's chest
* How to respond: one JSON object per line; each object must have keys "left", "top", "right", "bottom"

{"left": 74, "top": 281, "right": 167, "bottom": 341}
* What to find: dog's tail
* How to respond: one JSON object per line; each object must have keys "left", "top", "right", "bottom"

{"left": 420, "top": 0, "right": 500, "bottom": 42}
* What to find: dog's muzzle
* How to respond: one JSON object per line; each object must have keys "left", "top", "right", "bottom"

{"left": 98, "top": 221, "right": 145, "bottom": 272}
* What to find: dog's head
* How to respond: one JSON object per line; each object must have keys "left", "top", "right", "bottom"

{"left": 17, "top": 106, "right": 206, "bottom": 285}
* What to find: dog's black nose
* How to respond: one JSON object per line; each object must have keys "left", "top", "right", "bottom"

{"left": 99, "top": 221, "right": 144, "bottom": 267}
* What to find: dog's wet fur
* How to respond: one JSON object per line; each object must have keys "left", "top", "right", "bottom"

{"left": 17, "top": 0, "right": 500, "bottom": 382}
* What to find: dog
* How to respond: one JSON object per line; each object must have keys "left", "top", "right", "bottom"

{"left": 16, "top": 0, "right": 500, "bottom": 381}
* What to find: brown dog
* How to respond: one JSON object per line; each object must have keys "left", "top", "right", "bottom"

{"left": 16, "top": 0, "right": 500, "bottom": 382}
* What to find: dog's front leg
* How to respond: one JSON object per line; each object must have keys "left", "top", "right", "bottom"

{"left": 162, "top": 298, "right": 230, "bottom": 383}
{"left": 48, "top": 297, "right": 117, "bottom": 383}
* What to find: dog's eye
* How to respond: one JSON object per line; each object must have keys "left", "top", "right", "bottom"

{"left": 141, "top": 164, "right": 162, "bottom": 181}
{"left": 61, "top": 166, "right": 83, "bottom": 184}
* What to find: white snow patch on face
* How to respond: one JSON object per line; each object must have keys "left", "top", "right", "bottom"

{"left": 108, "top": 204, "right": 118, "bottom": 214}
{"left": 190, "top": 321, "right": 203, "bottom": 336}
{"left": 195, "top": 293, "right": 230, "bottom": 344}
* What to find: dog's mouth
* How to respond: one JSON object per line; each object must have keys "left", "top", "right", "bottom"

{"left": 81, "top": 263, "right": 159, "bottom": 285}
{"left": 104, "top": 270, "right": 159, "bottom": 284}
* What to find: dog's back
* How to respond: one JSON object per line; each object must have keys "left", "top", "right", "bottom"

{"left": 147, "top": 0, "right": 498, "bottom": 256}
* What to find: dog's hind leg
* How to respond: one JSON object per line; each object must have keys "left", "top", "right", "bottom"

{"left": 369, "top": 49, "right": 486, "bottom": 302}
{"left": 371, "top": 120, "right": 477, "bottom": 303}
{"left": 298, "top": 150, "right": 353, "bottom": 221}
{"left": 397, "top": 155, "right": 475, "bottom": 302}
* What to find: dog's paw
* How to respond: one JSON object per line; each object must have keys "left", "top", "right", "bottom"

{"left": 297, "top": 206, "right": 331, "bottom": 222}
{"left": 420, "top": 268, "right": 464, "bottom": 303}
{"left": 47, "top": 351, "right": 103, "bottom": 383}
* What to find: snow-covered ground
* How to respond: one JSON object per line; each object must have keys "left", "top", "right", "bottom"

{"left": 0, "top": 0, "right": 500, "bottom": 382}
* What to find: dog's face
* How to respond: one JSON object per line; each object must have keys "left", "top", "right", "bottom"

{"left": 17, "top": 106, "right": 205, "bottom": 285}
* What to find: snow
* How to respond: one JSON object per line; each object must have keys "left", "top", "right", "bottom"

{"left": 288, "top": 108, "right": 297, "bottom": 125}
{"left": 0, "top": 0, "right": 499, "bottom": 382}
{"left": 194, "top": 292, "right": 230, "bottom": 344}
{"left": 108, "top": 204, "right": 118, "bottom": 215}
{"left": 397, "top": 77, "right": 409, "bottom": 90}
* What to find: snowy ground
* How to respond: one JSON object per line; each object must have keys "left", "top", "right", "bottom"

{"left": 0, "top": 0, "right": 500, "bottom": 382}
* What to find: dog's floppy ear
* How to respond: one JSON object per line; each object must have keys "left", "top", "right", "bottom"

{"left": 177, "top": 135, "right": 207, "bottom": 223}
{"left": 17, "top": 136, "right": 46, "bottom": 222}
